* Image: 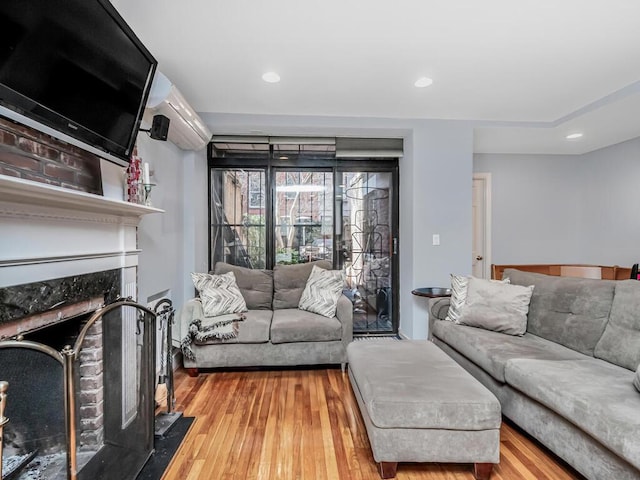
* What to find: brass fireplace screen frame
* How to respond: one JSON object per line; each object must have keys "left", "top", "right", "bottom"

{"left": 0, "top": 299, "right": 157, "bottom": 480}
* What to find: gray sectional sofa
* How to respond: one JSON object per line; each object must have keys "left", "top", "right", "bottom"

{"left": 429, "top": 269, "right": 640, "bottom": 480}
{"left": 177, "top": 260, "right": 353, "bottom": 374}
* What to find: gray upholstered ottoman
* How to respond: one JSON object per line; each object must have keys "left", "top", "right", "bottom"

{"left": 347, "top": 340, "right": 501, "bottom": 479}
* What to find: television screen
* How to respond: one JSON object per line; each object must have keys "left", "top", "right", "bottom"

{"left": 0, "top": 0, "right": 156, "bottom": 165}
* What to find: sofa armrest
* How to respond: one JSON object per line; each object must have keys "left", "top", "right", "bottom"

{"left": 173, "top": 298, "right": 204, "bottom": 346}
{"left": 428, "top": 297, "right": 450, "bottom": 340}
{"left": 336, "top": 294, "right": 354, "bottom": 344}
{"left": 429, "top": 297, "right": 450, "bottom": 320}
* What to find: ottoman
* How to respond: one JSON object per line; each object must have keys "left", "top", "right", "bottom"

{"left": 347, "top": 340, "right": 501, "bottom": 479}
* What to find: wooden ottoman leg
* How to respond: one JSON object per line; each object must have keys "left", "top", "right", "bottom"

{"left": 378, "top": 461, "right": 397, "bottom": 479}
{"left": 473, "top": 462, "right": 494, "bottom": 480}
{"left": 186, "top": 367, "right": 199, "bottom": 377}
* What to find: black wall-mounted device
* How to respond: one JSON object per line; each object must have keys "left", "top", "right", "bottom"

{"left": 150, "top": 114, "right": 170, "bottom": 141}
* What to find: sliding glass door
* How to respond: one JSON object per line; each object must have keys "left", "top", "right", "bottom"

{"left": 336, "top": 170, "right": 396, "bottom": 333}
{"left": 209, "top": 156, "right": 398, "bottom": 334}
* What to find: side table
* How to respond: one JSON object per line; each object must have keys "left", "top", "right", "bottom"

{"left": 412, "top": 287, "right": 452, "bottom": 340}
{"left": 411, "top": 287, "right": 452, "bottom": 298}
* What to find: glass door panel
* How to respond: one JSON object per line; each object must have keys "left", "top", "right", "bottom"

{"left": 273, "top": 170, "right": 333, "bottom": 265}
{"left": 210, "top": 169, "right": 267, "bottom": 269}
{"left": 337, "top": 171, "right": 395, "bottom": 334}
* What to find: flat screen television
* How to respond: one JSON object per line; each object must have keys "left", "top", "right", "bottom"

{"left": 0, "top": 0, "right": 157, "bottom": 166}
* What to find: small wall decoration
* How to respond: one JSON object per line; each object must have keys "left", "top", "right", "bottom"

{"left": 126, "top": 147, "right": 142, "bottom": 203}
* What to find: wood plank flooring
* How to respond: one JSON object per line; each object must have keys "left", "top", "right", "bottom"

{"left": 162, "top": 367, "right": 584, "bottom": 480}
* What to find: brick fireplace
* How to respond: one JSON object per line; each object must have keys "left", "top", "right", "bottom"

{"left": 0, "top": 129, "right": 162, "bottom": 479}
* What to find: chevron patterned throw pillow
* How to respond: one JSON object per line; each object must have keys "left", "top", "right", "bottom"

{"left": 191, "top": 271, "right": 247, "bottom": 317}
{"left": 298, "top": 265, "right": 345, "bottom": 318}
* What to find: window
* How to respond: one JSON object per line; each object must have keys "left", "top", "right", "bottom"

{"left": 274, "top": 170, "right": 333, "bottom": 265}
{"left": 210, "top": 169, "right": 266, "bottom": 269}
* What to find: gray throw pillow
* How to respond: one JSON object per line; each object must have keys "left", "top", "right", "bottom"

{"left": 634, "top": 365, "right": 640, "bottom": 393}
{"left": 457, "top": 277, "right": 534, "bottom": 336}
{"left": 298, "top": 265, "right": 344, "bottom": 318}
{"left": 191, "top": 271, "right": 247, "bottom": 317}
{"left": 445, "top": 273, "right": 510, "bottom": 323}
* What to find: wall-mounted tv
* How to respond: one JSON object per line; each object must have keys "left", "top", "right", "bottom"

{"left": 0, "top": 0, "right": 157, "bottom": 166}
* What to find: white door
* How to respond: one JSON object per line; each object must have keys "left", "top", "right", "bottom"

{"left": 472, "top": 174, "right": 491, "bottom": 278}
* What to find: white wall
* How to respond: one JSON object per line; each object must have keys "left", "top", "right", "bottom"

{"left": 580, "top": 138, "right": 640, "bottom": 264}
{"left": 404, "top": 121, "right": 473, "bottom": 338}
{"left": 199, "top": 113, "right": 475, "bottom": 339}
{"left": 135, "top": 133, "right": 188, "bottom": 308}
{"left": 473, "top": 136, "right": 640, "bottom": 266}
{"left": 180, "top": 148, "right": 210, "bottom": 303}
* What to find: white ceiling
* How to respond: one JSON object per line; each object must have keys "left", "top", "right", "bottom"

{"left": 112, "top": 0, "right": 640, "bottom": 154}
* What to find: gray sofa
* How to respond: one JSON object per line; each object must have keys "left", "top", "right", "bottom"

{"left": 429, "top": 269, "right": 640, "bottom": 480}
{"left": 177, "top": 260, "right": 353, "bottom": 374}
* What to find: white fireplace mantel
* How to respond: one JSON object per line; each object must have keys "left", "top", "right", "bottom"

{"left": 0, "top": 175, "right": 163, "bottom": 218}
{"left": 0, "top": 175, "right": 163, "bottom": 288}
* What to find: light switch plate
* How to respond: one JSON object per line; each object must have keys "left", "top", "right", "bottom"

{"left": 432, "top": 234, "right": 440, "bottom": 246}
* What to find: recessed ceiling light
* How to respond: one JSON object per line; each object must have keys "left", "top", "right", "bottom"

{"left": 566, "top": 133, "right": 583, "bottom": 140}
{"left": 262, "top": 71, "right": 281, "bottom": 83}
{"left": 414, "top": 77, "right": 433, "bottom": 88}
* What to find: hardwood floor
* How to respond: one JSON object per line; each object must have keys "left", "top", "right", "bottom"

{"left": 162, "top": 367, "right": 584, "bottom": 480}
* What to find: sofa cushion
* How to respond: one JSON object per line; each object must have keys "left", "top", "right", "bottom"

{"left": 298, "top": 265, "right": 344, "bottom": 317}
{"left": 213, "top": 262, "right": 273, "bottom": 310}
{"left": 191, "top": 271, "right": 247, "bottom": 317}
{"left": 272, "top": 260, "right": 332, "bottom": 309}
{"left": 594, "top": 280, "right": 640, "bottom": 371}
{"left": 432, "top": 319, "right": 587, "bottom": 383}
{"left": 504, "top": 358, "right": 640, "bottom": 470}
{"left": 230, "top": 310, "right": 272, "bottom": 344}
{"left": 270, "top": 308, "right": 342, "bottom": 344}
{"left": 505, "top": 269, "right": 615, "bottom": 355}
{"left": 457, "top": 277, "right": 533, "bottom": 336}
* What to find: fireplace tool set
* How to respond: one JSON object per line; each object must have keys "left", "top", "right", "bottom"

{"left": 153, "top": 299, "right": 183, "bottom": 437}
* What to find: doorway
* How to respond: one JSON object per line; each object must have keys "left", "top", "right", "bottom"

{"left": 472, "top": 173, "right": 492, "bottom": 278}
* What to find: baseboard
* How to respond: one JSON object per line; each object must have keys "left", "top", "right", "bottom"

{"left": 397, "top": 329, "right": 410, "bottom": 340}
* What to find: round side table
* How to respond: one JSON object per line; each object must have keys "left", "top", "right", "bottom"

{"left": 411, "top": 287, "right": 452, "bottom": 298}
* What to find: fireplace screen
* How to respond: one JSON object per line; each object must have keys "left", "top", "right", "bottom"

{"left": 0, "top": 300, "right": 156, "bottom": 480}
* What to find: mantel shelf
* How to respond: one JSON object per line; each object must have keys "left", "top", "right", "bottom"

{"left": 0, "top": 175, "right": 164, "bottom": 218}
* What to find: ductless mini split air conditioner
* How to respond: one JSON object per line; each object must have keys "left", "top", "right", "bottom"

{"left": 144, "top": 71, "right": 212, "bottom": 151}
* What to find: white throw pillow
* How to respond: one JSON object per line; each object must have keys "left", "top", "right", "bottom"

{"left": 191, "top": 271, "right": 247, "bottom": 318}
{"left": 457, "top": 277, "right": 534, "bottom": 336}
{"left": 445, "top": 274, "right": 469, "bottom": 323}
{"left": 298, "top": 265, "right": 344, "bottom": 318}
{"left": 445, "top": 274, "right": 510, "bottom": 323}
